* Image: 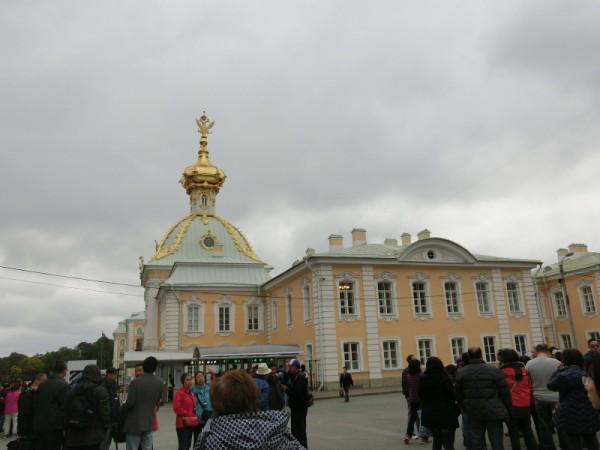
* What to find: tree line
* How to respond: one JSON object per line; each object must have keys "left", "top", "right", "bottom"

{"left": 0, "top": 336, "right": 114, "bottom": 383}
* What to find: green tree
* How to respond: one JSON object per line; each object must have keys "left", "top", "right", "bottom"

{"left": 19, "top": 356, "right": 44, "bottom": 377}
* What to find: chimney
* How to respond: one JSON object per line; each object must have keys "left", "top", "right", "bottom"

{"left": 384, "top": 238, "right": 398, "bottom": 247}
{"left": 557, "top": 248, "right": 569, "bottom": 260}
{"left": 328, "top": 234, "right": 343, "bottom": 251}
{"left": 401, "top": 232, "right": 411, "bottom": 245}
{"left": 568, "top": 243, "right": 588, "bottom": 254}
{"left": 417, "top": 229, "right": 431, "bottom": 241}
{"left": 351, "top": 228, "right": 367, "bottom": 246}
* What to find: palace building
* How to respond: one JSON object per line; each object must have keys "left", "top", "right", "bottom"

{"left": 114, "top": 115, "right": 550, "bottom": 392}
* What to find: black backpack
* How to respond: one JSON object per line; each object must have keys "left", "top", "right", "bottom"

{"left": 66, "top": 384, "right": 98, "bottom": 429}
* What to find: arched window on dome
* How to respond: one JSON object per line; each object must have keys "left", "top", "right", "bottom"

{"left": 201, "top": 194, "right": 208, "bottom": 207}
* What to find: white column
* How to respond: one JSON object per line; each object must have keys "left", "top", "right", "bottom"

{"left": 144, "top": 285, "right": 160, "bottom": 350}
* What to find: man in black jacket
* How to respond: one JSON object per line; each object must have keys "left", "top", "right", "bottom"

{"left": 32, "top": 360, "right": 71, "bottom": 450}
{"left": 283, "top": 359, "right": 309, "bottom": 449}
{"left": 100, "top": 368, "right": 120, "bottom": 450}
{"left": 454, "top": 347, "right": 511, "bottom": 450}
{"left": 17, "top": 373, "right": 47, "bottom": 441}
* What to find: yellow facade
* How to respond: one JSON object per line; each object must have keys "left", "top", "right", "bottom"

{"left": 534, "top": 244, "right": 600, "bottom": 351}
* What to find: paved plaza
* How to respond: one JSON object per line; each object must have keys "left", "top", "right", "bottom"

{"left": 0, "top": 388, "right": 570, "bottom": 450}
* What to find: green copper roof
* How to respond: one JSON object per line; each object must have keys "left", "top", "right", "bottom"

{"left": 164, "top": 263, "right": 271, "bottom": 286}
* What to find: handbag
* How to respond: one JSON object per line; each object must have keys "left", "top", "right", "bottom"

{"left": 339, "top": 387, "right": 344, "bottom": 397}
{"left": 183, "top": 416, "right": 199, "bottom": 428}
{"left": 201, "top": 408, "right": 212, "bottom": 422}
{"left": 305, "top": 392, "right": 314, "bottom": 408}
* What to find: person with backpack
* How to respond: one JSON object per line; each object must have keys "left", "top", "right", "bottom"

{"left": 64, "top": 364, "right": 110, "bottom": 450}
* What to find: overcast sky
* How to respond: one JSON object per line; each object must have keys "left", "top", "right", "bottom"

{"left": 2, "top": 1, "right": 600, "bottom": 358}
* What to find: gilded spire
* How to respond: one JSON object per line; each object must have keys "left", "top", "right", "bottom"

{"left": 180, "top": 114, "right": 227, "bottom": 214}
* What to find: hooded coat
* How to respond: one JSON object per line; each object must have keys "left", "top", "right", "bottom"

{"left": 196, "top": 410, "right": 305, "bottom": 450}
{"left": 547, "top": 365, "right": 600, "bottom": 433}
{"left": 65, "top": 365, "right": 110, "bottom": 447}
{"left": 419, "top": 371, "right": 459, "bottom": 430}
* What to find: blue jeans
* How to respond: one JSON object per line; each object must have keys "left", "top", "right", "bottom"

{"left": 126, "top": 431, "right": 153, "bottom": 450}
{"left": 462, "top": 413, "right": 473, "bottom": 450}
{"left": 469, "top": 418, "right": 504, "bottom": 450}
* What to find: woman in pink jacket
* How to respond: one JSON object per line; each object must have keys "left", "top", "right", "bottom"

{"left": 3, "top": 382, "right": 21, "bottom": 438}
{"left": 173, "top": 373, "right": 196, "bottom": 450}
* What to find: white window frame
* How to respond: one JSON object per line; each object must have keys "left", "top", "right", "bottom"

{"left": 214, "top": 296, "right": 235, "bottom": 335}
{"left": 474, "top": 275, "right": 494, "bottom": 316}
{"left": 302, "top": 279, "right": 312, "bottom": 323}
{"left": 552, "top": 289, "right": 568, "bottom": 318}
{"left": 374, "top": 272, "right": 397, "bottom": 319}
{"left": 577, "top": 282, "right": 597, "bottom": 315}
{"left": 506, "top": 279, "right": 524, "bottom": 314}
{"left": 244, "top": 297, "right": 263, "bottom": 333}
{"left": 587, "top": 331, "right": 600, "bottom": 341}
{"left": 341, "top": 340, "right": 361, "bottom": 371}
{"left": 416, "top": 336, "right": 435, "bottom": 365}
{"left": 442, "top": 274, "right": 463, "bottom": 317}
{"left": 184, "top": 299, "right": 205, "bottom": 335}
{"left": 381, "top": 339, "right": 401, "bottom": 370}
{"left": 513, "top": 333, "right": 529, "bottom": 355}
{"left": 285, "top": 287, "right": 293, "bottom": 328}
{"left": 271, "top": 297, "right": 278, "bottom": 331}
{"left": 449, "top": 336, "right": 466, "bottom": 362}
{"left": 560, "top": 333, "right": 573, "bottom": 349}
{"left": 482, "top": 335, "right": 498, "bottom": 362}
{"left": 410, "top": 273, "right": 431, "bottom": 317}
{"left": 336, "top": 272, "right": 360, "bottom": 320}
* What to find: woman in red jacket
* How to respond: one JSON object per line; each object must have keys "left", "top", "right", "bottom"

{"left": 498, "top": 348, "right": 538, "bottom": 450}
{"left": 173, "top": 373, "right": 196, "bottom": 450}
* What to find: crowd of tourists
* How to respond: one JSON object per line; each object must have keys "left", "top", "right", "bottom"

{"left": 401, "top": 338, "right": 600, "bottom": 450}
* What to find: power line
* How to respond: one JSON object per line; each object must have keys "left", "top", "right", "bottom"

{"left": 0, "top": 265, "right": 140, "bottom": 288}
{"left": 0, "top": 276, "right": 140, "bottom": 297}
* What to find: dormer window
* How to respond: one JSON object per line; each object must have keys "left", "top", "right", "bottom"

{"left": 201, "top": 194, "right": 209, "bottom": 207}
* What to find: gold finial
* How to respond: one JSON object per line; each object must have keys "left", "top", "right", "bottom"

{"left": 196, "top": 114, "right": 214, "bottom": 144}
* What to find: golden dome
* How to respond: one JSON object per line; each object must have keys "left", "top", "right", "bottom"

{"left": 180, "top": 115, "right": 227, "bottom": 195}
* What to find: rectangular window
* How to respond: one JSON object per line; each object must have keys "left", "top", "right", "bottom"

{"left": 412, "top": 282, "right": 429, "bottom": 315}
{"left": 378, "top": 281, "right": 394, "bottom": 315}
{"left": 272, "top": 300, "right": 278, "bottom": 330}
{"left": 343, "top": 342, "right": 360, "bottom": 371}
{"left": 483, "top": 336, "right": 497, "bottom": 362}
{"left": 588, "top": 331, "right": 600, "bottom": 341}
{"left": 218, "top": 306, "right": 230, "bottom": 332}
{"left": 339, "top": 282, "right": 356, "bottom": 315}
{"left": 417, "top": 338, "right": 433, "bottom": 365}
{"left": 445, "top": 282, "right": 460, "bottom": 314}
{"left": 554, "top": 291, "right": 567, "bottom": 317}
{"left": 382, "top": 340, "right": 399, "bottom": 369}
{"left": 514, "top": 334, "right": 528, "bottom": 355}
{"left": 506, "top": 282, "right": 522, "bottom": 313}
{"left": 303, "top": 285, "right": 311, "bottom": 321}
{"left": 476, "top": 282, "right": 492, "bottom": 314}
{"left": 451, "top": 337, "right": 465, "bottom": 361}
{"left": 187, "top": 305, "right": 200, "bottom": 332}
{"left": 581, "top": 286, "right": 597, "bottom": 314}
{"left": 286, "top": 294, "right": 293, "bottom": 326}
{"left": 560, "top": 334, "right": 572, "bottom": 349}
{"left": 247, "top": 305, "right": 259, "bottom": 331}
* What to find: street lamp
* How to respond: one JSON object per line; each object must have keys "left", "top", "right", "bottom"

{"left": 559, "top": 252, "right": 578, "bottom": 349}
